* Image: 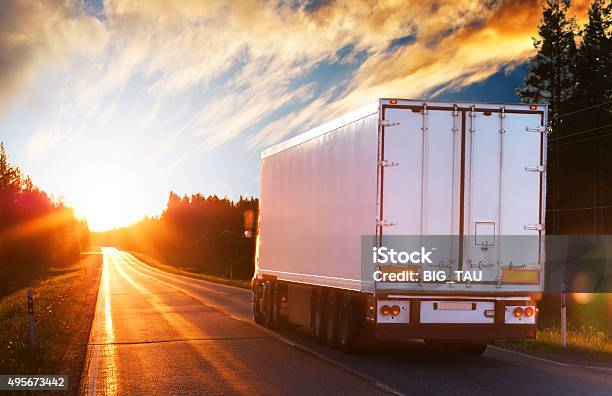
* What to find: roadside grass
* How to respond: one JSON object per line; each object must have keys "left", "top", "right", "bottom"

{"left": 501, "top": 325, "right": 612, "bottom": 365}
{"left": 128, "top": 251, "right": 251, "bottom": 290}
{"left": 0, "top": 252, "right": 102, "bottom": 393}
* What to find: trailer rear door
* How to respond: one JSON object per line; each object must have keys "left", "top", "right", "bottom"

{"left": 379, "top": 103, "right": 545, "bottom": 291}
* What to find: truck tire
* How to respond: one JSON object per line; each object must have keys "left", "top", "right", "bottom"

{"left": 313, "top": 290, "right": 327, "bottom": 345}
{"left": 263, "top": 281, "right": 275, "bottom": 329}
{"left": 426, "top": 340, "right": 487, "bottom": 356}
{"left": 271, "top": 283, "right": 281, "bottom": 328}
{"left": 460, "top": 343, "right": 487, "bottom": 356}
{"left": 252, "top": 285, "right": 264, "bottom": 325}
{"left": 325, "top": 292, "right": 340, "bottom": 348}
{"left": 338, "top": 292, "right": 358, "bottom": 354}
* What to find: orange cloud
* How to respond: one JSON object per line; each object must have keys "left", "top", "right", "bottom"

{"left": 1, "top": 0, "right": 595, "bottom": 155}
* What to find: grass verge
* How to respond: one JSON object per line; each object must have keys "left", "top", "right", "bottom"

{"left": 500, "top": 325, "right": 612, "bottom": 366}
{"left": 0, "top": 252, "right": 102, "bottom": 394}
{"left": 128, "top": 251, "right": 251, "bottom": 290}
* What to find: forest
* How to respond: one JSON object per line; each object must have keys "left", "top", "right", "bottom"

{"left": 516, "top": 0, "right": 612, "bottom": 234}
{"left": 95, "top": 193, "right": 259, "bottom": 280}
{"left": 0, "top": 143, "right": 90, "bottom": 296}
{"left": 513, "top": 0, "right": 612, "bottom": 333}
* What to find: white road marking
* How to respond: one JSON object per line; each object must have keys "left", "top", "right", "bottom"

{"left": 87, "top": 262, "right": 104, "bottom": 395}
{"left": 489, "top": 346, "right": 612, "bottom": 372}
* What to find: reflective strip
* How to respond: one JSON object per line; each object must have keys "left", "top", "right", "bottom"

{"left": 501, "top": 268, "right": 540, "bottom": 284}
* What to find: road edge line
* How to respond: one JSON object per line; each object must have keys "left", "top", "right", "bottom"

{"left": 80, "top": 258, "right": 105, "bottom": 395}
{"left": 489, "top": 346, "right": 612, "bottom": 372}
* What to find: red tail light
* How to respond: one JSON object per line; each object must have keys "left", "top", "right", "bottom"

{"left": 390, "top": 305, "right": 401, "bottom": 316}
{"left": 380, "top": 305, "right": 391, "bottom": 316}
{"left": 513, "top": 307, "right": 524, "bottom": 317}
{"left": 524, "top": 306, "right": 535, "bottom": 317}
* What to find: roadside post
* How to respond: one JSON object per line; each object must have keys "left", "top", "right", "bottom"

{"left": 27, "top": 289, "right": 37, "bottom": 349}
{"left": 561, "top": 283, "right": 567, "bottom": 347}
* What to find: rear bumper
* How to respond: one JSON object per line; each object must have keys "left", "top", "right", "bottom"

{"left": 376, "top": 323, "right": 536, "bottom": 341}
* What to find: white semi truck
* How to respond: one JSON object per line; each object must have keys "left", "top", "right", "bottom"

{"left": 250, "top": 98, "right": 547, "bottom": 354}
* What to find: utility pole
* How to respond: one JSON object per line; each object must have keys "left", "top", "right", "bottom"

{"left": 561, "top": 283, "right": 567, "bottom": 347}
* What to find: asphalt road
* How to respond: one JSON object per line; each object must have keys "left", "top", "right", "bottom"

{"left": 81, "top": 248, "right": 612, "bottom": 395}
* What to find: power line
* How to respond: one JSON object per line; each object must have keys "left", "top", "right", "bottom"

{"left": 547, "top": 205, "right": 612, "bottom": 212}
{"left": 549, "top": 122, "right": 612, "bottom": 142}
{"left": 549, "top": 130, "right": 612, "bottom": 147}
{"left": 558, "top": 98, "right": 612, "bottom": 119}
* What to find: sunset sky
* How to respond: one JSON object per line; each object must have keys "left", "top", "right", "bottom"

{"left": 0, "top": 0, "right": 590, "bottom": 230}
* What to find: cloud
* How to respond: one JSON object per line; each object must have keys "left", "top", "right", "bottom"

{"left": 244, "top": 0, "right": 592, "bottom": 146}
{"left": 2, "top": 0, "right": 593, "bottom": 162}
{"left": 24, "top": 126, "right": 65, "bottom": 161}
{"left": 0, "top": 0, "right": 107, "bottom": 109}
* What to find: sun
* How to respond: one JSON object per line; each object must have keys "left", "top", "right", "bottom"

{"left": 57, "top": 144, "right": 167, "bottom": 232}
{"left": 70, "top": 181, "right": 144, "bottom": 231}
{"left": 57, "top": 149, "right": 170, "bottom": 232}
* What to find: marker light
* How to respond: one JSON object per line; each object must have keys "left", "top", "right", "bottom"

{"left": 390, "top": 305, "right": 401, "bottom": 316}
{"left": 529, "top": 105, "right": 537, "bottom": 110}
{"left": 513, "top": 307, "right": 524, "bottom": 317}
{"left": 524, "top": 306, "right": 535, "bottom": 317}
{"left": 390, "top": 99, "right": 398, "bottom": 104}
{"left": 380, "top": 305, "right": 391, "bottom": 316}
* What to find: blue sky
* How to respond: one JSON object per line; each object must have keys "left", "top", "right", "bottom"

{"left": 0, "top": 0, "right": 589, "bottom": 230}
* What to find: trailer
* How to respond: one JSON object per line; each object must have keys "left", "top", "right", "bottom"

{"left": 250, "top": 98, "right": 547, "bottom": 354}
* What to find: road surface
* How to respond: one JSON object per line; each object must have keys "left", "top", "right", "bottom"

{"left": 81, "top": 248, "right": 612, "bottom": 395}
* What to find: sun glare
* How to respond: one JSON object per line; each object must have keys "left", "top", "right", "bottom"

{"left": 59, "top": 152, "right": 168, "bottom": 232}
{"left": 70, "top": 182, "right": 144, "bottom": 231}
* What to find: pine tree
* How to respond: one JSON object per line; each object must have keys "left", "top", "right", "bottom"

{"left": 573, "top": 0, "right": 612, "bottom": 112}
{"left": 0, "top": 142, "right": 22, "bottom": 227}
{"left": 516, "top": 0, "right": 578, "bottom": 130}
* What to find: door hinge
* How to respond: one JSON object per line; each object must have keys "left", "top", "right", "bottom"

{"left": 524, "top": 224, "right": 544, "bottom": 231}
{"left": 379, "top": 120, "right": 400, "bottom": 127}
{"left": 525, "top": 125, "right": 547, "bottom": 133}
{"left": 377, "top": 219, "right": 398, "bottom": 227}
{"left": 469, "top": 106, "right": 476, "bottom": 133}
{"left": 451, "top": 105, "right": 459, "bottom": 132}
{"left": 525, "top": 165, "right": 546, "bottom": 172}
{"left": 378, "top": 160, "right": 399, "bottom": 168}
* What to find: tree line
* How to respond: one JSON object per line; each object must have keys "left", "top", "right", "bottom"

{"left": 516, "top": 0, "right": 611, "bottom": 333}
{"left": 516, "top": 0, "right": 612, "bottom": 234}
{"left": 95, "top": 192, "right": 259, "bottom": 280}
{"left": 0, "top": 143, "right": 90, "bottom": 297}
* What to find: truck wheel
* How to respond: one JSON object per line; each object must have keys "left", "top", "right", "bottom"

{"left": 325, "top": 292, "right": 340, "bottom": 348}
{"left": 252, "top": 285, "right": 264, "bottom": 325}
{"left": 313, "top": 291, "right": 327, "bottom": 345}
{"left": 263, "top": 281, "right": 276, "bottom": 329}
{"left": 338, "top": 292, "right": 358, "bottom": 354}
{"left": 460, "top": 343, "right": 487, "bottom": 356}
{"left": 271, "top": 283, "right": 281, "bottom": 328}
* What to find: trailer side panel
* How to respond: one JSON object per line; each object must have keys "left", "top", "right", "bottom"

{"left": 258, "top": 111, "right": 379, "bottom": 291}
